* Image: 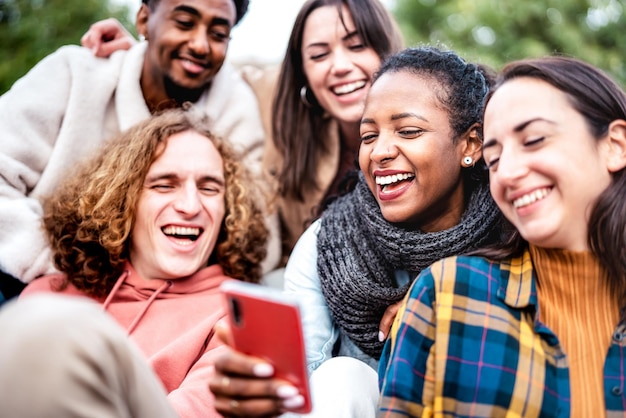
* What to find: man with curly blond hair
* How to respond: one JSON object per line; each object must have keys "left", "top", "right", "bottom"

{"left": 0, "top": 0, "right": 281, "bottom": 302}
{"left": 0, "top": 109, "right": 268, "bottom": 418}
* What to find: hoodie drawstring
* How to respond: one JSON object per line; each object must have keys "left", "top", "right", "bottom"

{"left": 103, "top": 270, "right": 173, "bottom": 335}
{"left": 103, "top": 271, "right": 129, "bottom": 310}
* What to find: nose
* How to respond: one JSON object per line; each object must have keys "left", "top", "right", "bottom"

{"left": 188, "top": 28, "right": 209, "bottom": 56}
{"left": 493, "top": 145, "right": 529, "bottom": 187}
{"left": 330, "top": 48, "right": 354, "bottom": 75}
{"left": 173, "top": 183, "right": 202, "bottom": 215}
{"left": 368, "top": 131, "right": 398, "bottom": 164}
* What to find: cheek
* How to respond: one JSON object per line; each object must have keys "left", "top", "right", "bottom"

{"left": 358, "top": 146, "right": 369, "bottom": 172}
{"left": 205, "top": 199, "right": 226, "bottom": 221}
{"left": 303, "top": 62, "right": 326, "bottom": 91}
{"left": 361, "top": 54, "right": 382, "bottom": 77}
{"left": 211, "top": 43, "right": 229, "bottom": 60}
{"left": 489, "top": 178, "right": 507, "bottom": 210}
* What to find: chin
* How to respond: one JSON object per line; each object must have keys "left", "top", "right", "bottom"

{"left": 380, "top": 208, "right": 411, "bottom": 225}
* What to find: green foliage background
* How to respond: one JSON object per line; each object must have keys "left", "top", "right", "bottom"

{"left": 0, "top": 0, "right": 133, "bottom": 94}
{"left": 392, "top": 0, "right": 626, "bottom": 87}
{"left": 0, "top": 0, "right": 624, "bottom": 93}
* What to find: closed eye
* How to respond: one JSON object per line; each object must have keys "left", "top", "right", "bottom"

{"left": 175, "top": 19, "right": 194, "bottom": 29}
{"left": 152, "top": 184, "right": 175, "bottom": 191}
{"left": 199, "top": 182, "right": 223, "bottom": 194}
{"left": 210, "top": 26, "right": 230, "bottom": 41}
{"left": 398, "top": 128, "right": 424, "bottom": 138}
{"left": 486, "top": 157, "right": 499, "bottom": 169}
{"left": 310, "top": 52, "right": 328, "bottom": 61}
{"left": 348, "top": 43, "right": 365, "bottom": 51}
{"left": 360, "top": 133, "right": 378, "bottom": 143}
{"left": 525, "top": 136, "right": 545, "bottom": 146}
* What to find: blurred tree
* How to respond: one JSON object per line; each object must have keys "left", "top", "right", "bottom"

{"left": 392, "top": 0, "right": 626, "bottom": 87}
{"left": 0, "top": 0, "right": 133, "bottom": 93}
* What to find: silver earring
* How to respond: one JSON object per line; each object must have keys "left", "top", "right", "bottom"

{"left": 463, "top": 156, "right": 473, "bottom": 166}
{"left": 300, "top": 86, "right": 313, "bottom": 108}
{"left": 138, "top": 34, "right": 146, "bottom": 42}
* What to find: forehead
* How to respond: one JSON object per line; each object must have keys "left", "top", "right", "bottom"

{"left": 302, "top": 4, "right": 355, "bottom": 45}
{"left": 150, "top": 130, "right": 224, "bottom": 176}
{"left": 365, "top": 71, "right": 445, "bottom": 115}
{"left": 152, "top": 0, "right": 236, "bottom": 24}
{"left": 484, "top": 77, "right": 572, "bottom": 133}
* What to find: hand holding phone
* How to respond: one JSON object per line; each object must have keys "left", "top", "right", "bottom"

{"left": 220, "top": 281, "right": 312, "bottom": 413}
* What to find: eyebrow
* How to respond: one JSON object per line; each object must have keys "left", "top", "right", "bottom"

{"left": 342, "top": 31, "right": 360, "bottom": 42}
{"left": 305, "top": 30, "right": 360, "bottom": 49}
{"left": 172, "top": 5, "right": 232, "bottom": 27}
{"left": 483, "top": 117, "right": 556, "bottom": 149}
{"left": 145, "top": 173, "right": 225, "bottom": 186}
{"left": 360, "top": 112, "right": 427, "bottom": 125}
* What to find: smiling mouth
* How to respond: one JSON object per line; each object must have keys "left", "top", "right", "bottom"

{"left": 512, "top": 187, "right": 551, "bottom": 209}
{"left": 162, "top": 226, "right": 202, "bottom": 242}
{"left": 176, "top": 54, "right": 212, "bottom": 76}
{"left": 332, "top": 80, "right": 366, "bottom": 96}
{"left": 376, "top": 173, "right": 415, "bottom": 193}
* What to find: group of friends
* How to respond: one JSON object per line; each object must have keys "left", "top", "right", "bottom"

{"left": 0, "top": 0, "right": 625, "bottom": 416}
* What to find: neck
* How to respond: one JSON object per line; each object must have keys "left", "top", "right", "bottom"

{"left": 140, "top": 67, "right": 208, "bottom": 113}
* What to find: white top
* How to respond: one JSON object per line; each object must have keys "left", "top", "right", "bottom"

{"left": 0, "top": 42, "right": 279, "bottom": 281}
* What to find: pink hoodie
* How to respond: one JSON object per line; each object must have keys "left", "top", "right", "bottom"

{"left": 22, "top": 262, "right": 231, "bottom": 418}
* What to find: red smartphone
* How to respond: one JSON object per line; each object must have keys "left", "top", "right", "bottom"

{"left": 220, "top": 281, "right": 312, "bottom": 413}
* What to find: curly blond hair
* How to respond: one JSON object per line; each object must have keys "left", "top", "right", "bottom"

{"left": 43, "top": 108, "right": 268, "bottom": 298}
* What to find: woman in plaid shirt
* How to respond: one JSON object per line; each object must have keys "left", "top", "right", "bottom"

{"left": 379, "top": 56, "right": 626, "bottom": 417}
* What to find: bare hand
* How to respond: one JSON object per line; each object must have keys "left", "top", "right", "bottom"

{"left": 378, "top": 300, "right": 403, "bottom": 342}
{"left": 80, "top": 18, "right": 136, "bottom": 58}
{"left": 209, "top": 322, "right": 305, "bottom": 417}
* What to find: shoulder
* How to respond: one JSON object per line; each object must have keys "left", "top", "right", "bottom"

{"left": 20, "top": 273, "right": 83, "bottom": 298}
{"left": 44, "top": 45, "right": 114, "bottom": 68}
{"left": 411, "top": 255, "right": 505, "bottom": 301}
{"left": 287, "top": 220, "right": 321, "bottom": 261}
{"left": 239, "top": 65, "right": 279, "bottom": 104}
{"left": 211, "top": 62, "right": 258, "bottom": 100}
{"left": 29, "top": 45, "right": 127, "bottom": 79}
{"left": 283, "top": 220, "right": 321, "bottom": 290}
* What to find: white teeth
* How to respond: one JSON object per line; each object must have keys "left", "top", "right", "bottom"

{"left": 333, "top": 80, "right": 366, "bottom": 95}
{"left": 162, "top": 226, "right": 200, "bottom": 237}
{"left": 375, "top": 173, "right": 415, "bottom": 186}
{"left": 513, "top": 188, "right": 550, "bottom": 208}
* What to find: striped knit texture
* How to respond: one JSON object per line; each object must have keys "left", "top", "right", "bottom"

{"left": 531, "top": 245, "right": 619, "bottom": 418}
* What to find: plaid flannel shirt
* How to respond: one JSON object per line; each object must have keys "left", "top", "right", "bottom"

{"left": 378, "top": 250, "right": 626, "bottom": 417}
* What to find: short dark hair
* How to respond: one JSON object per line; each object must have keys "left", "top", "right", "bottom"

{"left": 375, "top": 46, "right": 493, "bottom": 142}
{"left": 142, "top": 0, "right": 249, "bottom": 24}
{"left": 374, "top": 46, "right": 494, "bottom": 189}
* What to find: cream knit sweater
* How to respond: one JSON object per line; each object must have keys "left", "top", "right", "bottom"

{"left": 0, "top": 43, "right": 279, "bottom": 282}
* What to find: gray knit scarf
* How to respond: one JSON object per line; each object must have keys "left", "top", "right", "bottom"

{"left": 317, "top": 172, "right": 501, "bottom": 359}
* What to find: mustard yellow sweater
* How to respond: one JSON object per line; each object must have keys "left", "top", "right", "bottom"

{"left": 531, "top": 245, "right": 620, "bottom": 417}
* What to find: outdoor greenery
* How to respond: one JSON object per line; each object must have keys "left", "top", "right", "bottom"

{"left": 1, "top": 0, "right": 624, "bottom": 93}
{"left": 0, "top": 0, "right": 132, "bottom": 93}
{"left": 392, "top": 0, "right": 626, "bottom": 87}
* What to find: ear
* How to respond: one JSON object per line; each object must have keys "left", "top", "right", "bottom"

{"left": 135, "top": 4, "right": 150, "bottom": 40}
{"left": 605, "top": 119, "right": 626, "bottom": 173}
{"left": 459, "top": 123, "right": 483, "bottom": 167}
